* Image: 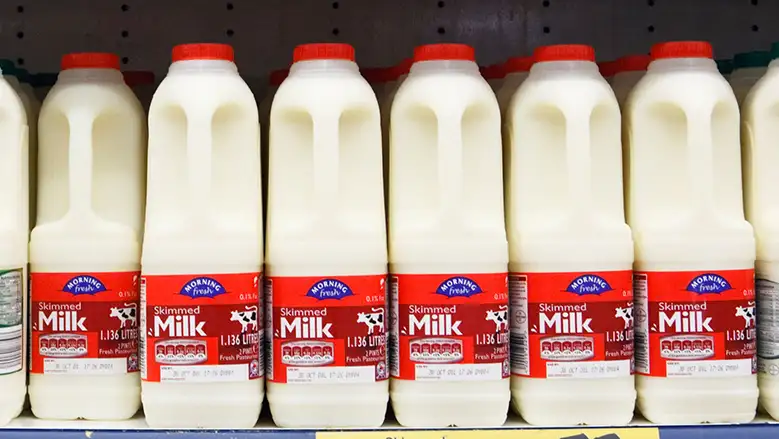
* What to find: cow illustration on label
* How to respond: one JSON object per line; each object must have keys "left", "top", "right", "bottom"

{"left": 230, "top": 305, "right": 258, "bottom": 332}
{"left": 110, "top": 303, "right": 137, "bottom": 328}
{"left": 357, "top": 307, "right": 385, "bottom": 334}
{"left": 486, "top": 305, "right": 509, "bottom": 331}
{"left": 736, "top": 302, "right": 756, "bottom": 328}
{"left": 615, "top": 305, "right": 633, "bottom": 329}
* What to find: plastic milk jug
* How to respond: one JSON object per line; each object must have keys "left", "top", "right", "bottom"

{"left": 0, "top": 60, "right": 38, "bottom": 232}
{"left": 389, "top": 43, "right": 509, "bottom": 428}
{"left": 123, "top": 71, "right": 156, "bottom": 113}
{"left": 742, "top": 41, "right": 779, "bottom": 421}
{"left": 265, "top": 43, "right": 387, "bottom": 428}
{"left": 381, "top": 59, "right": 411, "bottom": 197}
{"left": 612, "top": 55, "right": 651, "bottom": 108}
{"left": 730, "top": 51, "right": 771, "bottom": 106}
{"left": 28, "top": 53, "right": 145, "bottom": 420}
{"left": 141, "top": 43, "right": 263, "bottom": 428}
{"left": 260, "top": 68, "right": 288, "bottom": 222}
{"left": 506, "top": 44, "right": 634, "bottom": 426}
{"left": 496, "top": 56, "right": 533, "bottom": 116}
{"left": 627, "top": 41, "right": 757, "bottom": 424}
{"left": 0, "top": 65, "right": 28, "bottom": 427}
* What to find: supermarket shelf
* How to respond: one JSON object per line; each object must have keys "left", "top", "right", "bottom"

{"left": 2, "top": 414, "right": 779, "bottom": 438}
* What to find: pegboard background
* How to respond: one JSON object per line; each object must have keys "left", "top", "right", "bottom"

{"left": 0, "top": 0, "right": 775, "bottom": 80}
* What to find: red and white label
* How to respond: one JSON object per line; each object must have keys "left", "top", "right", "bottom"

{"left": 510, "top": 271, "right": 634, "bottom": 379}
{"left": 30, "top": 271, "right": 140, "bottom": 375}
{"left": 140, "top": 272, "right": 262, "bottom": 383}
{"left": 635, "top": 269, "right": 756, "bottom": 378}
{"left": 266, "top": 274, "right": 387, "bottom": 384}
{"left": 391, "top": 273, "right": 510, "bottom": 381}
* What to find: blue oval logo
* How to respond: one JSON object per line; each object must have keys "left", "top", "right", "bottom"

{"left": 436, "top": 276, "right": 483, "bottom": 298}
{"left": 686, "top": 273, "right": 732, "bottom": 294}
{"left": 63, "top": 275, "right": 106, "bottom": 295}
{"left": 565, "top": 274, "right": 612, "bottom": 295}
{"left": 307, "top": 279, "right": 353, "bottom": 300}
{"left": 180, "top": 277, "right": 226, "bottom": 299}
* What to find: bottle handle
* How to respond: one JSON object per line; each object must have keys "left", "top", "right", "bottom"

{"left": 313, "top": 114, "right": 339, "bottom": 216}
{"left": 687, "top": 113, "right": 716, "bottom": 217}
{"left": 437, "top": 112, "right": 463, "bottom": 221}
{"left": 187, "top": 114, "right": 212, "bottom": 221}
{"left": 566, "top": 113, "right": 592, "bottom": 217}
{"left": 66, "top": 111, "right": 94, "bottom": 219}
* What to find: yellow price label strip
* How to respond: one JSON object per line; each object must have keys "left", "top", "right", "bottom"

{"left": 317, "top": 427, "right": 660, "bottom": 439}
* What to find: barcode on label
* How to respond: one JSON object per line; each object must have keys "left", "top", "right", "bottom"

{"left": 633, "top": 273, "right": 649, "bottom": 374}
{"left": 0, "top": 325, "right": 22, "bottom": 375}
{"left": 634, "top": 331, "right": 649, "bottom": 374}
{"left": 264, "top": 278, "right": 273, "bottom": 380}
{"left": 510, "top": 332, "right": 528, "bottom": 375}
{"left": 139, "top": 277, "right": 147, "bottom": 379}
{"left": 390, "top": 276, "right": 399, "bottom": 377}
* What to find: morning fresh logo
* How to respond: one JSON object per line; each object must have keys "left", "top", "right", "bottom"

{"left": 180, "top": 277, "right": 226, "bottom": 299}
{"left": 436, "top": 276, "right": 483, "bottom": 298}
{"left": 565, "top": 274, "right": 612, "bottom": 295}
{"left": 63, "top": 275, "right": 107, "bottom": 295}
{"left": 686, "top": 273, "right": 732, "bottom": 294}
{"left": 306, "top": 279, "right": 353, "bottom": 300}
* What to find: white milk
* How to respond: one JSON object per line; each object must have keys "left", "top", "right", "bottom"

{"left": 123, "top": 71, "right": 157, "bottom": 113}
{"left": 612, "top": 55, "right": 650, "bottom": 108}
{"left": 380, "top": 60, "right": 411, "bottom": 211}
{"left": 0, "top": 69, "right": 28, "bottom": 427}
{"left": 507, "top": 44, "right": 634, "bottom": 426}
{"left": 29, "top": 53, "right": 145, "bottom": 420}
{"left": 389, "top": 44, "right": 509, "bottom": 428}
{"left": 730, "top": 51, "right": 771, "bottom": 106}
{"left": 141, "top": 43, "right": 263, "bottom": 429}
{"left": 265, "top": 43, "right": 387, "bottom": 428}
{"left": 260, "top": 68, "right": 288, "bottom": 224}
{"left": 628, "top": 41, "right": 757, "bottom": 424}
{"left": 496, "top": 56, "right": 532, "bottom": 116}
{"left": 742, "top": 44, "right": 779, "bottom": 421}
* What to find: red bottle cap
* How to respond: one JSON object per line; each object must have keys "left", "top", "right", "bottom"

{"left": 172, "top": 44, "right": 235, "bottom": 62}
{"left": 414, "top": 44, "right": 476, "bottom": 62}
{"left": 616, "top": 55, "right": 651, "bottom": 72}
{"left": 504, "top": 56, "right": 534, "bottom": 73}
{"left": 122, "top": 71, "right": 156, "bottom": 86}
{"left": 651, "top": 41, "right": 713, "bottom": 60}
{"left": 293, "top": 43, "right": 355, "bottom": 62}
{"left": 61, "top": 53, "right": 120, "bottom": 71}
{"left": 535, "top": 45, "right": 596, "bottom": 63}
{"left": 269, "top": 69, "right": 289, "bottom": 86}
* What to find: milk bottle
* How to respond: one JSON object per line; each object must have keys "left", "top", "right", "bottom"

{"left": 717, "top": 59, "right": 734, "bottom": 79}
{"left": 507, "top": 44, "right": 634, "bottom": 426}
{"left": 612, "top": 55, "right": 650, "bottom": 107}
{"left": 0, "top": 64, "right": 28, "bottom": 428}
{"left": 260, "top": 68, "right": 288, "bottom": 221}
{"left": 0, "top": 60, "right": 38, "bottom": 232}
{"left": 731, "top": 51, "right": 771, "bottom": 106}
{"left": 123, "top": 71, "right": 156, "bottom": 112}
{"left": 628, "top": 41, "right": 757, "bottom": 424}
{"left": 29, "top": 52, "right": 145, "bottom": 420}
{"left": 141, "top": 43, "right": 263, "bottom": 429}
{"left": 496, "top": 56, "right": 532, "bottom": 116}
{"left": 389, "top": 43, "right": 508, "bottom": 428}
{"left": 742, "top": 41, "right": 779, "bottom": 421}
{"left": 265, "top": 43, "right": 387, "bottom": 428}
{"left": 380, "top": 59, "right": 411, "bottom": 209}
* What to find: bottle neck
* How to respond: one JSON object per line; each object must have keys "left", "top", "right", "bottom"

{"left": 647, "top": 57, "right": 718, "bottom": 73}
{"left": 289, "top": 59, "right": 359, "bottom": 76}
{"left": 58, "top": 68, "right": 124, "bottom": 84}
{"left": 530, "top": 60, "right": 600, "bottom": 78}
{"left": 410, "top": 60, "right": 479, "bottom": 75}
{"left": 168, "top": 59, "right": 239, "bottom": 75}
